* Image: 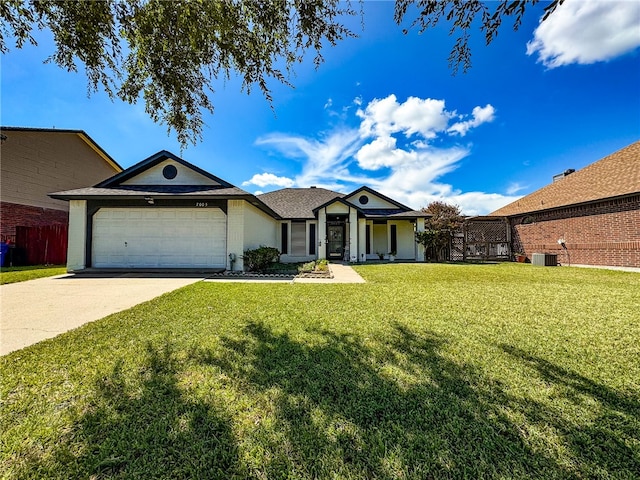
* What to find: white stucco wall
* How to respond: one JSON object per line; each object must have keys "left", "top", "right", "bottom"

{"left": 392, "top": 220, "right": 416, "bottom": 259}
{"left": 345, "top": 191, "right": 399, "bottom": 209}
{"left": 122, "top": 159, "right": 220, "bottom": 186}
{"left": 225, "top": 200, "right": 278, "bottom": 271}
{"left": 325, "top": 203, "right": 349, "bottom": 215}
{"left": 373, "top": 224, "right": 387, "bottom": 257}
{"left": 67, "top": 200, "right": 87, "bottom": 271}
{"left": 243, "top": 202, "right": 277, "bottom": 250}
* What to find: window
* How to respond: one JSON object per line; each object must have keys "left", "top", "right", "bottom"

{"left": 390, "top": 224, "right": 397, "bottom": 253}
{"left": 309, "top": 224, "right": 316, "bottom": 255}
{"left": 291, "top": 222, "right": 306, "bottom": 256}
{"left": 366, "top": 224, "right": 371, "bottom": 254}
{"left": 281, "top": 223, "right": 288, "bottom": 254}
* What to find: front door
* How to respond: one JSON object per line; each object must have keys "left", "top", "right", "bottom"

{"left": 327, "top": 223, "right": 345, "bottom": 259}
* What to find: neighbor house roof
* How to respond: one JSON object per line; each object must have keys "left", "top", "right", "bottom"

{"left": 0, "top": 126, "right": 122, "bottom": 172}
{"left": 258, "top": 187, "right": 344, "bottom": 219}
{"left": 490, "top": 140, "right": 640, "bottom": 216}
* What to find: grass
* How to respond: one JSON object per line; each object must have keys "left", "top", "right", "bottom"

{"left": 1, "top": 263, "right": 638, "bottom": 479}
{"left": 0, "top": 265, "right": 67, "bottom": 284}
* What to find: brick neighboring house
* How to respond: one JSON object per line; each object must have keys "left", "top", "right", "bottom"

{"left": 1, "top": 127, "right": 121, "bottom": 261}
{"left": 490, "top": 140, "right": 640, "bottom": 268}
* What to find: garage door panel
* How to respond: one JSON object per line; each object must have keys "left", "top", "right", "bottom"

{"left": 92, "top": 208, "right": 226, "bottom": 268}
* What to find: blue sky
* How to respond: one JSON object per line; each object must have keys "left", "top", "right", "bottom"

{"left": 2, "top": 0, "right": 639, "bottom": 215}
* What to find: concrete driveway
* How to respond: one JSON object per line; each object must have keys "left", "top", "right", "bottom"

{"left": 1, "top": 273, "right": 203, "bottom": 356}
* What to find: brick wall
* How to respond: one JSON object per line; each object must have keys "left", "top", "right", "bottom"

{"left": 1, "top": 201, "right": 68, "bottom": 242}
{"left": 510, "top": 195, "right": 640, "bottom": 268}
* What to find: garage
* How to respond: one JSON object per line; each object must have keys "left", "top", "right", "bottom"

{"left": 92, "top": 207, "right": 226, "bottom": 268}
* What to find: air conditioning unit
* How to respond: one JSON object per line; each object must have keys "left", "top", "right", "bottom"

{"left": 532, "top": 253, "right": 557, "bottom": 266}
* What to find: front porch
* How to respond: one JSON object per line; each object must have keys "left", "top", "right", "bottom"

{"left": 316, "top": 202, "right": 427, "bottom": 262}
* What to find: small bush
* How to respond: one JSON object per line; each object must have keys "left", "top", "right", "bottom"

{"left": 315, "top": 259, "right": 329, "bottom": 271}
{"left": 298, "top": 259, "right": 329, "bottom": 273}
{"left": 242, "top": 246, "right": 281, "bottom": 272}
{"left": 298, "top": 261, "right": 316, "bottom": 273}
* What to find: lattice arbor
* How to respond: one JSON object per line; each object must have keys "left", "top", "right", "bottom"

{"left": 451, "top": 217, "right": 511, "bottom": 262}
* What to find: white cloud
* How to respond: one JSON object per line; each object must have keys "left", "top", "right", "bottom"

{"left": 355, "top": 135, "right": 418, "bottom": 170}
{"left": 250, "top": 95, "right": 510, "bottom": 215}
{"left": 357, "top": 94, "right": 452, "bottom": 139}
{"left": 256, "top": 129, "right": 365, "bottom": 189}
{"left": 397, "top": 189, "right": 522, "bottom": 217}
{"left": 242, "top": 173, "right": 294, "bottom": 188}
{"left": 527, "top": 0, "right": 640, "bottom": 68}
{"left": 447, "top": 104, "right": 496, "bottom": 136}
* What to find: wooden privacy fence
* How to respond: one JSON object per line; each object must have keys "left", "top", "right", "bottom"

{"left": 15, "top": 224, "right": 68, "bottom": 265}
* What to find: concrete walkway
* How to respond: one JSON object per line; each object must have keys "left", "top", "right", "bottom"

{"left": 296, "top": 262, "right": 366, "bottom": 284}
{"left": 1, "top": 273, "right": 202, "bottom": 356}
{"left": 203, "top": 262, "right": 366, "bottom": 284}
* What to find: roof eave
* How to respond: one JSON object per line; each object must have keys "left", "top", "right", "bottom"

{"left": 496, "top": 191, "right": 640, "bottom": 217}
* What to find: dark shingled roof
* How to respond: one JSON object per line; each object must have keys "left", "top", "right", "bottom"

{"left": 258, "top": 187, "right": 344, "bottom": 219}
{"left": 490, "top": 140, "right": 640, "bottom": 216}
{"left": 49, "top": 185, "right": 250, "bottom": 199}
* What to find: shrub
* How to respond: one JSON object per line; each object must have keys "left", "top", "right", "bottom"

{"left": 242, "top": 246, "right": 281, "bottom": 272}
{"left": 315, "top": 259, "right": 329, "bottom": 271}
{"left": 298, "top": 259, "right": 329, "bottom": 273}
{"left": 298, "top": 261, "right": 316, "bottom": 273}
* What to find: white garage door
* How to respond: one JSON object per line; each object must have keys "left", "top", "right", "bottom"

{"left": 92, "top": 208, "right": 226, "bottom": 268}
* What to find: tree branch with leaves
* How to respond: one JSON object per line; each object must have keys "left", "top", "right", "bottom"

{"left": 1, "top": 0, "right": 564, "bottom": 146}
{"left": 0, "top": 0, "right": 358, "bottom": 146}
{"left": 394, "top": 0, "right": 564, "bottom": 74}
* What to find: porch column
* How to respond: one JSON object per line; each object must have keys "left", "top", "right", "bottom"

{"left": 318, "top": 208, "right": 327, "bottom": 259}
{"left": 348, "top": 209, "right": 358, "bottom": 262}
{"left": 416, "top": 217, "right": 425, "bottom": 262}
{"left": 358, "top": 218, "right": 367, "bottom": 262}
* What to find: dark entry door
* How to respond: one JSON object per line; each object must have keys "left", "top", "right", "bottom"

{"left": 327, "top": 223, "right": 345, "bottom": 259}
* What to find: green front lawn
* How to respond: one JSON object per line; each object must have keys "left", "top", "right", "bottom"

{"left": 1, "top": 263, "right": 638, "bottom": 479}
{"left": 0, "top": 265, "right": 67, "bottom": 284}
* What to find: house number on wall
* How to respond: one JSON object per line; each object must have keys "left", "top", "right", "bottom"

{"left": 195, "top": 202, "right": 209, "bottom": 207}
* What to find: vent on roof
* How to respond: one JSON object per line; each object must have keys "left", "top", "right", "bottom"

{"left": 310, "top": 186, "right": 316, "bottom": 188}
{"left": 552, "top": 168, "right": 575, "bottom": 182}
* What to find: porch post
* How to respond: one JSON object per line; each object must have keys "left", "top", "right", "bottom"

{"left": 416, "top": 217, "right": 425, "bottom": 262}
{"left": 318, "top": 208, "right": 327, "bottom": 259}
{"left": 349, "top": 208, "right": 358, "bottom": 262}
{"left": 358, "top": 218, "right": 366, "bottom": 262}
